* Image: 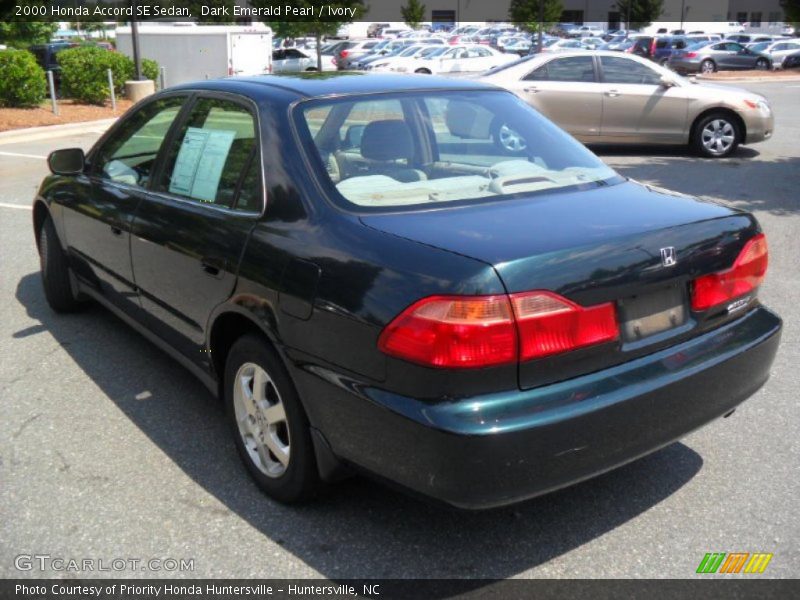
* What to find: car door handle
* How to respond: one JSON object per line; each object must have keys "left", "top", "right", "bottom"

{"left": 200, "top": 257, "right": 227, "bottom": 278}
{"left": 110, "top": 225, "right": 123, "bottom": 236}
{"left": 523, "top": 86, "right": 539, "bottom": 93}
{"left": 605, "top": 90, "right": 621, "bottom": 97}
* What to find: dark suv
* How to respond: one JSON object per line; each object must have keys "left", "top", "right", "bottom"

{"left": 652, "top": 36, "right": 689, "bottom": 65}
{"left": 29, "top": 42, "right": 77, "bottom": 86}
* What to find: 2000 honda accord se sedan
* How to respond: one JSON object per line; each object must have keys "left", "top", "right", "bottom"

{"left": 34, "top": 74, "right": 781, "bottom": 508}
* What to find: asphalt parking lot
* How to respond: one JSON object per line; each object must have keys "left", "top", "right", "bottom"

{"left": 1, "top": 81, "right": 798, "bottom": 580}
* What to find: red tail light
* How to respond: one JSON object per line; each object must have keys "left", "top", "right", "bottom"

{"left": 340, "top": 49, "right": 349, "bottom": 58}
{"left": 378, "top": 295, "right": 517, "bottom": 368}
{"left": 650, "top": 39, "right": 657, "bottom": 56}
{"left": 691, "top": 234, "right": 768, "bottom": 311}
{"left": 511, "top": 291, "right": 619, "bottom": 361}
{"left": 685, "top": 51, "right": 697, "bottom": 58}
{"left": 379, "top": 292, "right": 619, "bottom": 368}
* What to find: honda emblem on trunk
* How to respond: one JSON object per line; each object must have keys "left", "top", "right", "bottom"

{"left": 661, "top": 247, "right": 677, "bottom": 267}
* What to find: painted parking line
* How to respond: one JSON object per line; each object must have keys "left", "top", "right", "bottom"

{"left": 0, "top": 151, "right": 47, "bottom": 160}
{"left": 0, "top": 202, "right": 33, "bottom": 210}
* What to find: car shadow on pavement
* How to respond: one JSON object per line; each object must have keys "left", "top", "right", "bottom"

{"left": 599, "top": 152, "right": 800, "bottom": 217}
{"left": 16, "top": 272, "right": 704, "bottom": 581}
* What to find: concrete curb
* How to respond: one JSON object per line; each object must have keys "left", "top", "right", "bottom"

{"left": 0, "top": 118, "right": 117, "bottom": 146}
{"left": 696, "top": 74, "right": 800, "bottom": 82}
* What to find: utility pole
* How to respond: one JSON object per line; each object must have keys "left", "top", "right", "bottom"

{"left": 680, "top": 0, "right": 686, "bottom": 31}
{"left": 537, "top": 0, "right": 544, "bottom": 53}
{"left": 131, "top": 0, "right": 143, "bottom": 80}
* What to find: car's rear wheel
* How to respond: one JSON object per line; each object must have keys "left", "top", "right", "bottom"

{"left": 38, "top": 216, "right": 82, "bottom": 313}
{"left": 755, "top": 58, "right": 769, "bottom": 70}
{"left": 692, "top": 113, "right": 740, "bottom": 158}
{"left": 700, "top": 59, "right": 716, "bottom": 73}
{"left": 225, "top": 334, "right": 320, "bottom": 503}
{"left": 414, "top": 68, "right": 431, "bottom": 74}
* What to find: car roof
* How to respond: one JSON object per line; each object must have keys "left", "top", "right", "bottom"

{"left": 172, "top": 72, "right": 499, "bottom": 100}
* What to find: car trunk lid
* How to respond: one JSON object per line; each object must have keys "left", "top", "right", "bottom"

{"left": 361, "top": 181, "right": 760, "bottom": 388}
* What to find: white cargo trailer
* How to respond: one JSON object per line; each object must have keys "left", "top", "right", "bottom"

{"left": 116, "top": 24, "right": 272, "bottom": 87}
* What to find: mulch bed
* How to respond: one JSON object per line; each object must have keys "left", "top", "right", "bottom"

{"left": 0, "top": 99, "right": 132, "bottom": 132}
{"left": 700, "top": 69, "right": 800, "bottom": 79}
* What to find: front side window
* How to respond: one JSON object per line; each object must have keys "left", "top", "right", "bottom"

{"left": 295, "top": 91, "right": 619, "bottom": 211}
{"left": 158, "top": 97, "right": 259, "bottom": 209}
{"left": 93, "top": 96, "right": 186, "bottom": 188}
{"left": 600, "top": 56, "right": 662, "bottom": 85}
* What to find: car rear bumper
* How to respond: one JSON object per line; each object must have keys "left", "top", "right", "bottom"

{"left": 292, "top": 306, "right": 781, "bottom": 509}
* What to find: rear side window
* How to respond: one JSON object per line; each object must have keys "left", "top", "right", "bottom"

{"left": 525, "top": 56, "right": 595, "bottom": 82}
{"left": 600, "top": 56, "right": 662, "bottom": 85}
{"left": 93, "top": 96, "right": 186, "bottom": 188}
{"left": 158, "top": 97, "right": 259, "bottom": 208}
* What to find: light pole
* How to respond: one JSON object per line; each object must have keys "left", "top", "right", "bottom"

{"left": 538, "top": 0, "right": 544, "bottom": 53}
{"left": 680, "top": 0, "right": 686, "bottom": 31}
{"left": 131, "top": 0, "right": 143, "bottom": 80}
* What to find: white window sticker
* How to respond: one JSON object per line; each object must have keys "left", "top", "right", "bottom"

{"left": 169, "top": 127, "right": 236, "bottom": 202}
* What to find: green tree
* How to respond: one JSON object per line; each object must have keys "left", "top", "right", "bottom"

{"left": 401, "top": 0, "right": 426, "bottom": 30}
{"left": 780, "top": 0, "right": 800, "bottom": 26}
{"left": 615, "top": 0, "right": 665, "bottom": 30}
{"left": 0, "top": 22, "right": 58, "bottom": 48}
{"left": 255, "top": 1, "right": 366, "bottom": 70}
{"left": 508, "top": 0, "right": 563, "bottom": 34}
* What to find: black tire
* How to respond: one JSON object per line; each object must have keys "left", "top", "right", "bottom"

{"left": 38, "top": 216, "right": 82, "bottom": 313}
{"left": 755, "top": 58, "right": 769, "bottom": 70}
{"left": 414, "top": 68, "right": 431, "bottom": 74}
{"left": 225, "top": 334, "right": 321, "bottom": 503}
{"left": 700, "top": 59, "right": 716, "bottom": 74}
{"left": 691, "top": 112, "right": 741, "bottom": 158}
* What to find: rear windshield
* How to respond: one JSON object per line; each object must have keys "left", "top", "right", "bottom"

{"left": 295, "top": 90, "right": 620, "bottom": 212}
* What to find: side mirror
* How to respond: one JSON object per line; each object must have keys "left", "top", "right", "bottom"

{"left": 48, "top": 148, "right": 85, "bottom": 175}
{"left": 659, "top": 75, "right": 678, "bottom": 87}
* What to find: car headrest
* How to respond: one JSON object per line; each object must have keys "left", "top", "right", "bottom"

{"left": 360, "top": 120, "right": 414, "bottom": 161}
{"left": 445, "top": 101, "right": 493, "bottom": 139}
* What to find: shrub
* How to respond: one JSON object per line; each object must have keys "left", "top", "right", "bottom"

{"left": 0, "top": 49, "right": 47, "bottom": 108}
{"left": 142, "top": 58, "right": 159, "bottom": 85}
{"left": 58, "top": 46, "right": 134, "bottom": 104}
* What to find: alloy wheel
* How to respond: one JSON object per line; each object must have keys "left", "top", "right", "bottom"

{"left": 498, "top": 124, "right": 528, "bottom": 152}
{"left": 232, "top": 362, "right": 291, "bottom": 478}
{"left": 701, "top": 60, "right": 715, "bottom": 73}
{"left": 701, "top": 119, "right": 735, "bottom": 156}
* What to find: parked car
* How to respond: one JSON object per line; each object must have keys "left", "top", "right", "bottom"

{"left": 652, "top": 36, "right": 690, "bottom": 65}
{"left": 726, "top": 34, "right": 778, "bottom": 44}
{"left": 412, "top": 44, "right": 516, "bottom": 74}
{"left": 333, "top": 39, "right": 382, "bottom": 70}
{"left": 370, "top": 45, "right": 448, "bottom": 72}
{"left": 668, "top": 40, "right": 772, "bottom": 74}
{"left": 35, "top": 73, "right": 781, "bottom": 508}
{"left": 29, "top": 41, "right": 78, "bottom": 86}
{"left": 482, "top": 51, "right": 774, "bottom": 157}
{"left": 568, "top": 25, "right": 605, "bottom": 38}
{"left": 746, "top": 39, "right": 800, "bottom": 66}
{"left": 272, "top": 48, "right": 336, "bottom": 73}
{"left": 530, "top": 38, "right": 585, "bottom": 54}
{"left": 580, "top": 37, "right": 606, "bottom": 50}
{"left": 782, "top": 49, "right": 800, "bottom": 69}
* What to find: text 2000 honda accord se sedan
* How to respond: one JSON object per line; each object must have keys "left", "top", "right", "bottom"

{"left": 34, "top": 74, "right": 781, "bottom": 508}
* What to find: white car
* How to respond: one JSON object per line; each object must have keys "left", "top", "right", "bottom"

{"left": 538, "top": 39, "right": 586, "bottom": 53}
{"left": 747, "top": 39, "right": 800, "bottom": 66}
{"left": 570, "top": 26, "right": 605, "bottom": 37}
{"left": 371, "top": 45, "right": 449, "bottom": 72}
{"left": 272, "top": 48, "right": 336, "bottom": 73}
{"left": 413, "top": 45, "right": 517, "bottom": 74}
